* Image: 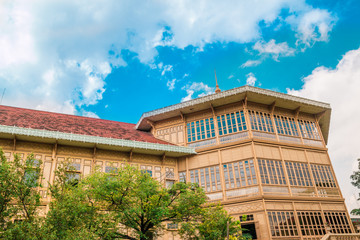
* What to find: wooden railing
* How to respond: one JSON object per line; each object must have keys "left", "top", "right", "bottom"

{"left": 321, "top": 234, "right": 360, "bottom": 240}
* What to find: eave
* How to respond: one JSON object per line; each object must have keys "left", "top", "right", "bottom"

{"left": 0, "top": 125, "right": 196, "bottom": 157}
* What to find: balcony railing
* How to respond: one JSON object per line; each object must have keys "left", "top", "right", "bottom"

{"left": 219, "top": 131, "right": 249, "bottom": 144}
{"left": 321, "top": 233, "right": 360, "bottom": 240}
{"left": 187, "top": 129, "right": 325, "bottom": 149}
{"left": 187, "top": 138, "right": 217, "bottom": 148}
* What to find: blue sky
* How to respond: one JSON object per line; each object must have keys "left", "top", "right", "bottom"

{"left": 1, "top": 0, "right": 360, "bottom": 214}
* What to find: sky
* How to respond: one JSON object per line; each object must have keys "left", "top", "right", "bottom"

{"left": 1, "top": 0, "right": 360, "bottom": 215}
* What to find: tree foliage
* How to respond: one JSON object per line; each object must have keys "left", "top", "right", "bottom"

{"left": 351, "top": 158, "right": 360, "bottom": 215}
{"left": 0, "top": 148, "right": 42, "bottom": 236}
{"left": 0, "top": 149, "right": 245, "bottom": 240}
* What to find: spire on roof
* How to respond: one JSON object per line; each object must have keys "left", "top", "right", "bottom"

{"left": 214, "top": 69, "right": 221, "bottom": 93}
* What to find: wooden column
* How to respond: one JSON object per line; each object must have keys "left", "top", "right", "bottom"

{"left": 210, "top": 103, "right": 220, "bottom": 145}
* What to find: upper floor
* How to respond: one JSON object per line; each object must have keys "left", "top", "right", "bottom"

{"left": 136, "top": 86, "right": 331, "bottom": 150}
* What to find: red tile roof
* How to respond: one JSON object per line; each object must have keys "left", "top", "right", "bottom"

{"left": 0, "top": 105, "right": 171, "bottom": 145}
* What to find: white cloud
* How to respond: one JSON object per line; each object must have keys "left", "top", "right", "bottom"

{"left": 241, "top": 60, "right": 262, "bottom": 68}
{"left": 0, "top": 0, "right": 336, "bottom": 115}
{"left": 161, "top": 65, "right": 173, "bottom": 76}
{"left": 181, "top": 82, "right": 214, "bottom": 102}
{"left": 167, "top": 79, "right": 176, "bottom": 91}
{"left": 253, "top": 39, "right": 295, "bottom": 61}
{"left": 246, "top": 73, "right": 257, "bottom": 86}
{"left": 287, "top": 47, "right": 360, "bottom": 216}
{"left": 287, "top": 8, "right": 336, "bottom": 47}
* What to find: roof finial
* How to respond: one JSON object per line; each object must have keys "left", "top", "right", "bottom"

{"left": 214, "top": 69, "right": 221, "bottom": 93}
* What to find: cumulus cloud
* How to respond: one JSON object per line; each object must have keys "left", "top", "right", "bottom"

{"left": 253, "top": 39, "right": 295, "bottom": 61}
{"left": 287, "top": 47, "right": 360, "bottom": 216}
{"left": 181, "top": 82, "right": 214, "bottom": 102}
{"left": 0, "top": 0, "right": 336, "bottom": 115}
{"left": 246, "top": 73, "right": 257, "bottom": 86}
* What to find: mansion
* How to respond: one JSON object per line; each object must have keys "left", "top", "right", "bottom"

{"left": 0, "top": 85, "right": 354, "bottom": 239}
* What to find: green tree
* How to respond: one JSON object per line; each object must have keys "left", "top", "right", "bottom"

{"left": 178, "top": 204, "right": 245, "bottom": 240}
{"left": 351, "top": 158, "right": 360, "bottom": 215}
{"left": 43, "top": 160, "right": 113, "bottom": 240}
{"left": 81, "top": 165, "right": 207, "bottom": 240}
{"left": 0, "top": 148, "right": 43, "bottom": 238}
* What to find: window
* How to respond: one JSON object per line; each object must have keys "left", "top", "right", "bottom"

{"left": 298, "top": 119, "right": 321, "bottom": 140}
{"left": 217, "top": 111, "right": 247, "bottom": 136}
{"left": 240, "top": 214, "right": 254, "bottom": 222}
{"left": 154, "top": 166, "right": 161, "bottom": 179}
{"left": 285, "top": 162, "right": 312, "bottom": 187}
{"left": 24, "top": 168, "right": 40, "bottom": 188}
{"left": 190, "top": 166, "right": 221, "bottom": 192}
{"left": 187, "top": 117, "right": 215, "bottom": 142}
{"left": 324, "top": 212, "right": 352, "bottom": 234}
{"left": 223, "top": 160, "right": 257, "bottom": 189}
{"left": 165, "top": 167, "right": 175, "bottom": 179}
{"left": 167, "top": 223, "right": 178, "bottom": 230}
{"left": 179, "top": 171, "right": 186, "bottom": 182}
{"left": 311, "top": 164, "right": 336, "bottom": 188}
{"left": 166, "top": 180, "right": 175, "bottom": 188}
{"left": 258, "top": 159, "right": 286, "bottom": 185}
{"left": 274, "top": 115, "right": 299, "bottom": 136}
{"left": 248, "top": 110, "right": 274, "bottom": 133}
{"left": 268, "top": 211, "right": 298, "bottom": 237}
{"left": 140, "top": 165, "right": 153, "bottom": 177}
{"left": 65, "top": 162, "right": 82, "bottom": 186}
{"left": 105, "top": 166, "right": 118, "bottom": 173}
{"left": 297, "top": 211, "right": 325, "bottom": 236}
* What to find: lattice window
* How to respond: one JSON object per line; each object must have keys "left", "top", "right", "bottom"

{"left": 324, "top": 212, "right": 352, "bottom": 234}
{"left": 248, "top": 110, "right": 274, "bottom": 133}
{"left": 268, "top": 211, "right": 298, "bottom": 237}
{"left": 297, "top": 211, "right": 326, "bottom": 236}
{"left": 274, "top": 115, "right": 299, "bottom": 137}
{"left": 258, "top": 159, "right": 286, "bottom": 185}
{"left": 311, "top": 164, "right": 336, "bottom": 188}
{"left": 190, "top": 166, "right": 221, "bottom": 192}
{"left": 298, "top": 119, "right": 321, "bottom": 140}
{"left": 223, "top": 159, "right": 257, "bottom": 189}
{"left": 285, "top": 161, "right": 312, "bottom": 187}
{"left": 217, "top": 111, "right": 247, "bottom": 136}
{"left": 187, "top": 117, "right": 215, "bottom": 143}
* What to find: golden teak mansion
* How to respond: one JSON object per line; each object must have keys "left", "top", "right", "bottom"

{"left": 0, "top": 85, "right": 354, "bottom": 239}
